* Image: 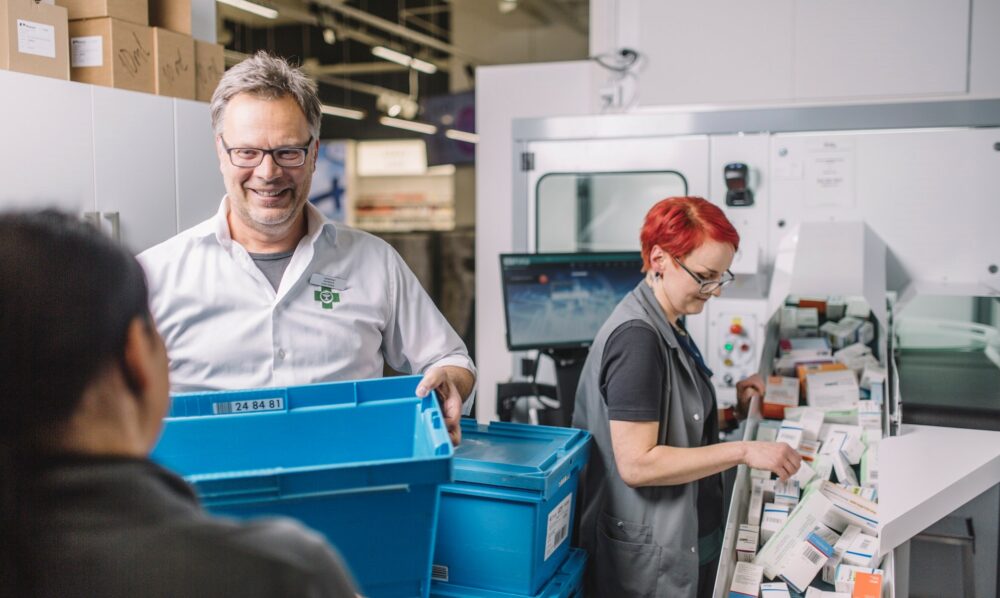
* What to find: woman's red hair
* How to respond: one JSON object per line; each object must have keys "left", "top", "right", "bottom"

{"left": 639, "top": 197, "right": 740, "bottom": 272}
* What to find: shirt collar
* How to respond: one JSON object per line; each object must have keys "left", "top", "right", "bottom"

{"left": 210, "top": 195, "right": 339, "bottom": 249}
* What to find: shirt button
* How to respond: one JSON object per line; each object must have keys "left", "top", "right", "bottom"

{"left": 277, "top": 349, "right": 286, "bottom": 360}
{"left": 690, "top": 546, "right": 696, "bottom": 553}
{"left": 694, "top": 413, "right": 701, "bottom": 421}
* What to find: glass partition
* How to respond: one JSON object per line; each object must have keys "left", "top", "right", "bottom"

{"left": 535, "top": 171, "right": 687, "bottom": 252}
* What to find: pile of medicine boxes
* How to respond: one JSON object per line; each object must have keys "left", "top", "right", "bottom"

{"left": 728, "top": 296, "right": 885, "bottom": 598}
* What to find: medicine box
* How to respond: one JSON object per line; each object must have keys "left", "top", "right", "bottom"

{"left": 153, "top": 375, "right": 453, "bottom": 598}
{"left": 728, "top": 561, "right": 764, "bottom": 598}
{"left": 433, "top": 420, "right": 591, "bottom": 596}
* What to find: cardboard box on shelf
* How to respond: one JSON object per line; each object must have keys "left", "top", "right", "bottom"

{"left": 68, "top": 17, "right": 153, "bottom": 92}
{"left": 1, "top": 0, "right": 69, "bottom": 79}
{"left": 148, "top": 0, "right": 188, "bottom": 34}
{"left": 152, "top": 26, "right": 192, "bottom": 99}
{"left": 776, "top": 423, "right": 804, "bottom": 451}
{"left": 193, "top": 38, "right": 221, "bottom": 102}
{"left": 55, "top": 0, "right": 146, "bottom": 25}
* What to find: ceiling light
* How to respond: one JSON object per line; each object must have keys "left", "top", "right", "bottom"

{"left": 498, "top": 0, "right": 518, "bottom": 14}
{"left": 372, "top": 45, "right": 438, "bottom": 75}
{"left": 321, "top": 104, "right": 365, "bottom": 120}
{"left": 444, "top": 129, "right": 479, "bottom": 144}
{"left": 379, "top": 116, "right": 437, "bottom": 135}
{"left": 216, "top": 0, "right": 278, "bottom": 19}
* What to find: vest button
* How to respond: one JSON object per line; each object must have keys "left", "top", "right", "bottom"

{"left": 693, "top": 413, "right": 701, "bottom": 421}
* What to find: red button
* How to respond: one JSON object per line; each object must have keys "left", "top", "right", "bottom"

{"left": 741, "top": 344, "right": 751, "bottom": 352}
{"left": 730, "top": 323, "right": 743, "bottom": 335}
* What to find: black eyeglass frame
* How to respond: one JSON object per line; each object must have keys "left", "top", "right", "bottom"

{"left": 219, "top": 135, "right": 314, "bottom": 168}
{"left": 672, "top": 256, "right": 735, "bottom": 294}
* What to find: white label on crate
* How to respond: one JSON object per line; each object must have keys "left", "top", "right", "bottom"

{"left": 544, "top": 493, "right": 573, "bottom": 561}
{"left": 212, "top": 397, "right": 285, "bottom": 415}
{"left": 431, "top": 564, "right": 448, "bottom": 582}
{"left": 16, "top": 20, "right": 56, "bottom": 59}
{"left": 71, "top": 36, "right": 103, "bottom": 68}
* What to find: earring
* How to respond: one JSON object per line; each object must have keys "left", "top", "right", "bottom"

{"left": 654, "top": 271, "right": 662, "bottom": 280}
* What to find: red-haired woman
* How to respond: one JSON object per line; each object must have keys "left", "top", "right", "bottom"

{"left": 572, "top": 197, "right": 801, "bottom": 598}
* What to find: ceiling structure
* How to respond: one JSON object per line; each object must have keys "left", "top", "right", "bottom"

{"left": 216, "top": 0, "right": 589, "bottom": 140}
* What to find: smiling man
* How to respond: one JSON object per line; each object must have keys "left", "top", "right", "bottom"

{"left": 138, "top": 52, "right": 475, "bottom": 444}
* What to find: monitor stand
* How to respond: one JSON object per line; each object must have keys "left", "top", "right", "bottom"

{"left": 537, "top": 347, "right": 589, "bottom": 427}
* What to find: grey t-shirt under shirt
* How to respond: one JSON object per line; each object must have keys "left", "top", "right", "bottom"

{"left": 249, "top": 250, "right": 295, "bottom": 291}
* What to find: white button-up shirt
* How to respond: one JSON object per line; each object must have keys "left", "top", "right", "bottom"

{"left": 139, "top": 198, "right": 476, "bottom": 398}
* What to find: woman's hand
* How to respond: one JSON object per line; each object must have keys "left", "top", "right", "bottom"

{"left": 742, "top": 441, "right": 802, "bottom": 481}
{"left": 735, "top": 374, "right": 766, "bottom": 419}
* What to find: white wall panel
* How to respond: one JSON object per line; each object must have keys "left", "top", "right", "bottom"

{"left": 793, "top": 1, "right": 969, "bottom": 99}
{"left": 0, "top": 71, "right": 95, "bottom": 214}
{"left": 175, "top": 98, "right": 224, "bottom": 231}
{"left": 92, "top": 86, "right": 177, "bottom": 253}
{"left": 970, "top": 0, "right": 1000, "bottom": 96}
{"left": 631, "top": 0, "right": 795, "bottom": 106}
{"left": 475, "top": 61, "right": 601, "bottom": 422}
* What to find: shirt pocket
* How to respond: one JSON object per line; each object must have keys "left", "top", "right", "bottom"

{"left": 594, "top": 511, "right": 661, "bottom": 597}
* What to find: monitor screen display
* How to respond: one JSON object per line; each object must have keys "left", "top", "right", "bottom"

{"left": 500, "top": 252, "right": 645, "bottom": 351}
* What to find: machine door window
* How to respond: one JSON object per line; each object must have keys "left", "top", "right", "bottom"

{"left": 535, "top": 171, "right": 687, "bottom": 252}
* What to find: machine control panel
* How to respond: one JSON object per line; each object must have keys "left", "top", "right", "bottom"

{"left": 704, "top": 298, "right": 769, "bottom": 407}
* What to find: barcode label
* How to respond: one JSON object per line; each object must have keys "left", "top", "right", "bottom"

{"left": 802, "top": 543, "right": 824, "bottom": 565}
{"left": 431, "top": 564, "right": 448, "bottom": 582}
{"left": 212, "top": 397, "right": 284, "bottom": 415}
{"left": 544, "top": 493, "right": 573, "bottom": 561}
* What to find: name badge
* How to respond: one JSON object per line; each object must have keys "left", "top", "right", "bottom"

{"left": 309, "top": 273, "right": 348, "bottom": 291}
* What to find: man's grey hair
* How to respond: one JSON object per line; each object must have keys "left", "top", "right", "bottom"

{"left": 210, "top": 51, "right": 322, "bottom": 141}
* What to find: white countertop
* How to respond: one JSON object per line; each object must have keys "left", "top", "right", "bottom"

{"left": 879, "top": 424, "right": 1000, "bottom": 555}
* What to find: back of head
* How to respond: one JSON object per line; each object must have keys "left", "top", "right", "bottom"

{"left": 210, "top": 51, "right": 322, "bottom": 141}
{"left": 639, "top": 196, "right": 740, "bottom": 272}
{"left": 0, "top": 210, "right": 150, "bottom": 596}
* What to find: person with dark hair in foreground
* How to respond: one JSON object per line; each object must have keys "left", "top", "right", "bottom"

{"left": 0, "top": 211, "right": 357, "bottom": 598}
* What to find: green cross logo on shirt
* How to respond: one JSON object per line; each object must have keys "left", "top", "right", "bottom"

{"left": 314, "top": 286, "right": 339, "bottom": 309}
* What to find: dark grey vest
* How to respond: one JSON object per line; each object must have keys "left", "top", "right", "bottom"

{"left": 572, "top": 282, "right": 719, "bottom": 598}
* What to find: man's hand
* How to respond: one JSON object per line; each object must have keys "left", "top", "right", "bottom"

{"left": 735, "top": 373, "right": 766, "bottom": 420}
{"left": 416, "top": 366, "right": 474, "bottom": 446}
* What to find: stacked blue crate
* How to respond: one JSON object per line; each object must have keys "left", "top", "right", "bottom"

{"left": 431, "top": 420, "right": 591, "bottom": 597}
{"left": 152, "top": 375, "right": 452, "bottom": 598}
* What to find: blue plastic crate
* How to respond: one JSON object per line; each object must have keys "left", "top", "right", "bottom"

{"left": 431, "top": 548, "right": 586, "bottom": 598}
{"left": 152, "top": 375, "right": 453, "bottom": 598}
{"left": 432, "top": 421, "right": 591, "bottom": 596}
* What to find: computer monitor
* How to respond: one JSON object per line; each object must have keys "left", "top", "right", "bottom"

{"left": 500, "top": 252, "right": 645, "bottom": 352}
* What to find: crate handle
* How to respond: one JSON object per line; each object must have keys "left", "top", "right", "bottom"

{"left": 422, "top": 397, "right": 452, "bottom": 455}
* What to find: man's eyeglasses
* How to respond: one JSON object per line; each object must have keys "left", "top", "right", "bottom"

{"left": 220, "top": 135, "right": 313, "bottom": 168}
{"left": 673, "top": 256, "right": 734, "bottom": 294}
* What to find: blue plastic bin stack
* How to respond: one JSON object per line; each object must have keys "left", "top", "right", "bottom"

{"left": 151, "top": 375, "right": 452, "bottom": 598}
{"left": 430, "top": 420, "right": 592, "bottom": 598}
